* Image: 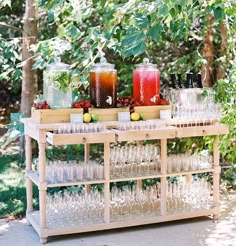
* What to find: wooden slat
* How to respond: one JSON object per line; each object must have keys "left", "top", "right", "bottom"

{"left": 134, "top": 105, "right": 172, "bottom": 120}
{"left": 114, "top": 128, "right": 176, "bottom": 141}
{"left": 176, "top": 124, "right": 229, "bottom": 138}
{"left": 27, "top": 208, "right": 215, "bottom": 237}
{"left": 31, "top": 108, "right": 83, "bottom": 124}
{"left": 27, "top": 171, "right": 106, "bottom": 188}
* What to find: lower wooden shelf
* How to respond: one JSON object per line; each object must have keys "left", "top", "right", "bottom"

{"left": 27, "top": 171, "right": 105, "bottom": 188}
{"left": 27, "top": 207, "right": 216, "bottom": 237}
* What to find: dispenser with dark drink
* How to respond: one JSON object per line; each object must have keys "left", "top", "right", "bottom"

{"left": 133, "top": 58, "right": 160, "bottom": 106}
{"left": 89, "top": 57, "right": 117, "bottom": 108}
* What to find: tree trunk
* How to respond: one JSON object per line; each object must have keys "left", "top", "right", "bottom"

{"left": 20, "top": 0, "right": 38, "bottom": 162}
{"left": 201, "top": 15, "right": 214, "bottom": 87}
{"left": 216, "top": 23, "right": 228, "bottom": 80}
{"left": 21, "top": 0, "right": 38, "bottom": 117}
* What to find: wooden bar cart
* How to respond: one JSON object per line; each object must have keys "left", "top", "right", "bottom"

{"left": 21, "top": 115, "right": 228, "bottom": 244}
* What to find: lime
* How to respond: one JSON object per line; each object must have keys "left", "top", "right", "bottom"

{"left": 131, "top": 112, "right": 140, "bottom": 121}
{"left": 91, "top": 114, "right": 99, "bottom": 122}
{"left": 83, "top": 113, "right": 92, "bottom": 123}
{"left": 139, "top": 113, "right": 144, "bottom": 120}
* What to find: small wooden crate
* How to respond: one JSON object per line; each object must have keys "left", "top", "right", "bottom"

{"left": 31, "top": 105, "right": 172, "bottom": 123}
{"left": 89, "top": 107, "right": 129, "bottom": 122}
{"left": 31, "top": 108, "right": 83, "bottom": 124}
{"left": 134, "top": 105, "right": 172, "bottom": 120}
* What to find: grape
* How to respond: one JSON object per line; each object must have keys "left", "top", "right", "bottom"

{"left": 33, "top": 100, "right": 51, "bottom": 109}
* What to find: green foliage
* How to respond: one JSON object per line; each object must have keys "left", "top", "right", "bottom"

{"left": 0, "top": 38, "right": 22, "bottom": 93}
{"left": 2, "top": 113, "right": 24, "bottom": 149}
{"left": 214, "top": 63, "right": 236, "bottom": 165}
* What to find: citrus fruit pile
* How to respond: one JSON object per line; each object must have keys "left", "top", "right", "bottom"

{"left": 83, "top": 113, "right": 99, "bottom": 123}
{"left": 130, "top": 112, "right": 143, "bottom": 121}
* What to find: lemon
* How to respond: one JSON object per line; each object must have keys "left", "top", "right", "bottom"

{"left": 91, "top": 114, "right": 99, "bottom": 122}
{"left": 131, "top": 112, "right": 140, "bottom": 121}
{"left": 83, "top": 113, "right": 92, "bottom": 123}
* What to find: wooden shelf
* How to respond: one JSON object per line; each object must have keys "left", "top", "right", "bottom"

{"left": 27, "top": 207, "right": 216, "bottom": 238}
{"left": 110, "top": 173, "right": 162, "bottom": 182}
{"left": 166, "top": 169, "right": 215, "bottom": 177}
{"left": 28, "top": 169, "right": 214, "bottom": 188}
{"left": 27, "top": 171, "right": 105, "bottom": 188}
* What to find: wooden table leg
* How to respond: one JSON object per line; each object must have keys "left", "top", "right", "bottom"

{"left": 25, "top": 135, "right": 33, "bottom": 213}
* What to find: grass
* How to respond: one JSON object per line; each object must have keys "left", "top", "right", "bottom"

{"left": 0, "top": 126, "right": 39, "bottom": 218}
{"left": 0, "top": 153, "right": 27, "bottom": 218}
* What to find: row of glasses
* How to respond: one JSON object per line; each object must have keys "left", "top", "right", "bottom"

{"left": 110, "top": 184, "right": 161, "bottom": 221}
{"left": 46, "top": 189, "right": 104, "bottom": 226}
{"left": 172, "top": 103, "right": 222, "bottom": 127}
{"left": 169, "top": 88, "right": 222, "bottom": 127}
{"left": 110, "top": 144, "right": 161, "bottom": 179}
{"left": 55, "top": 123, "right": 106, "bottom": 134}
{"left": 46, "top": 160, "right": 104, "bottom": 183}
{"left": 117, "top": 120, "right": 170, "bottom": 131}
{"left": 167, "top": 152, "right": 213, "bottom": 174}
{"left": 167, "top": 177, "right": 212, "bottom": 212}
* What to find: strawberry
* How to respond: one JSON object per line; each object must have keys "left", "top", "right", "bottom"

{"left": 160, "top": 98, "right": 169, "bottom": 105}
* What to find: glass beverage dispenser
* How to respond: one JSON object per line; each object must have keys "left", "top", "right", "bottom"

{"left": 43, "top": 58, "right": 72, "bottom": 108}
{"left": 89, "top": 57, "right": 117, "bottom": 108}
{"left": 133, "top": 58, "right": 160, "bottom": 106}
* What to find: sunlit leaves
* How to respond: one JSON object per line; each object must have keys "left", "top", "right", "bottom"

{"left": 121, "top": 27, "right": 146, "bottom": 57}
{"left": 134, "top": 14, "right": 149, "bottom": 29}
{"left": 0, "top": 0, "right": 11, "bottom": 9}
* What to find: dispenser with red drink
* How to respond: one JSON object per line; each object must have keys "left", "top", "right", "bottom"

{"left": 133, "top": 58, "right": 160, "bottom": 106}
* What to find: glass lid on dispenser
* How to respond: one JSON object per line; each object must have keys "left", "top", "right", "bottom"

{"left": 135, "top": 58, "right": 158, "bottom": 70}
{"left": 91, "top": 57, "right": 115, "bottom": 71}
{"left": 46, "top": 57, "right": 69, "bottom": 72}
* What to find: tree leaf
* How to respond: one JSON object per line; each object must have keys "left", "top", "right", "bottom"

{"left": 121, "top": 28, "right": 146, "bottom": 57}
{"left": 158, "top": 4, "right": 169, "bottom": 17}
{"left": 147, "top": 24, "right": 162, "bottom": 41}
{"left": 214, "top": 7, "right": 224, "bottom": 21}
{"left": 134, "top": 14, "right": 149, "bottom": 29}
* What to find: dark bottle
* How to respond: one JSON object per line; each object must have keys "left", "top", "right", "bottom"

{"left": 177, "top": 74, "right": 184, "bottom": 88}
{"left": 197, "top": 73, "right": 203, "bottom": 88}
{"left": 186, "top": 72, "right": 194, "bottom": 88}
{"left": 170, "top": 73, "right": 178, "bottom": 89}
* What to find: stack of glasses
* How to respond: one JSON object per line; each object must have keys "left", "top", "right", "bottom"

{"left": 117, "top": 120, "right": 170, "bottom": 131}
{"left": 167, "top": 152, "right": 213, "bottom": 173}
{"left": 110, "top": 185, "right": 161, "bottom": 221}
{"left": 55, "top": 123, "right": 106, "bottom": 134}
{"left": 110, "top": 145, "right": 161, "bottom": 178}
{"left": 169, "top": 88, "right": 222, "bottom": 125}
{"left": 45, "top": 160, "right": 104, "bottom": 183}
{"left": 167, "top": 177, "right": 212, "bottom": 212}
{"left": 46, "top": 190, "right": 104, "bottom": 226}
